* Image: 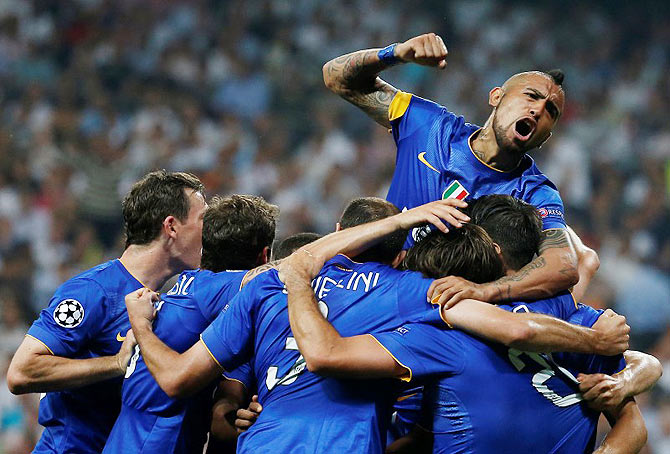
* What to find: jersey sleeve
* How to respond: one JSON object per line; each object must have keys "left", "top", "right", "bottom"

{"left": 26, "top": 278, "right": 108, "bottom": 357}
{"left": 223, "top": 361, "right": 255, "bottom": 391}
{"left": 197, "top": 271, "right": 246, "bottom": 323}
{"left": 200, "top": 283, "right": 257, "bottom": 373}
{"left": 371, "top": 322, "right": 465, "bottom": 381}
{"left": 389, "top": 92, "right": 461, "bottom": 151}
{"left": 528, "top": 183, "right": 566, "bottom": 230}
{"left": 395, "top": 272, "right": 434, "bottom": 322}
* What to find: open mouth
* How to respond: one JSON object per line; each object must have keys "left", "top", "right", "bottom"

{"left": 514, "top": 118, "right": 536, "bottom": 141}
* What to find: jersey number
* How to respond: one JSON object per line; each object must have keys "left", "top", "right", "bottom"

{"left": 507, "top": 349, "right": 583, "bottom": 407}
{"left": 266, "top": 301, "right": 329, "bottom": 391}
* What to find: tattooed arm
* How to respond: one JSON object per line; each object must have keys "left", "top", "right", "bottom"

{"left": 240, "top": 260, "right": 281, "bottom": 289}
{"left": 429, "top": 228, "right": 580, "bottom": 307}
{"left": 323, "top": 33, "right": 448, "bottom": 128}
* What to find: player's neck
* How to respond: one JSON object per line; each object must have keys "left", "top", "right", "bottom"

{"left": 471, "top": 126, "right": 524, "bottom": 172}
{"left": 119, "top": 243, "right": 177, "bottom": 291}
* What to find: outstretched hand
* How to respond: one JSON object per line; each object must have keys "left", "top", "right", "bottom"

{"left": 395, "top": 33, "right": 448, "bottom": 69}
{"left": 397, "top": 198, "right": 469, "bottom": 233}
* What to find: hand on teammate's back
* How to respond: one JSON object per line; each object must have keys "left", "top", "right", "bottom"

{"left": 395, "top": 33, "right": 448, "bottom": 69}
{"left": 235, "top": 395, "right": 262, "bottom": 433}
{"left": 590, "top": 309, "right": 630, "bottom": 356}
{"left": 396, "top": 198, "right": 470, "bottom": 233}
{"left": 125, "top": 287, "right": 160, "bottom": 327}
{"left": 427, "top": 276, "right": 488, "bottom": 308}
{"left": 576, "top": 372, "right": 626, "bottom": 412}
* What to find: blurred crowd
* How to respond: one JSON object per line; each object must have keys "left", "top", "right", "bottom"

{"left": 0, "top": 0, "right": 669, "bottom": 452}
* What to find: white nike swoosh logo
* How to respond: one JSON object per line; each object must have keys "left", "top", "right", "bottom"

{"left": 418, "top": 152, "right": 440, "bottom": 173}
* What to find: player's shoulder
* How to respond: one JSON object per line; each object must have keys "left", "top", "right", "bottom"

{"left": 54, "top": 260, "right": 120, "bottom": 296}
{"left": 392, "top": 92, "right": 470, "bottom": 134}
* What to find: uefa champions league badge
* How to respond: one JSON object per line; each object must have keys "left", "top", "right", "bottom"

{"left": 53, "top": 299, "right": 85, "bottom": 328}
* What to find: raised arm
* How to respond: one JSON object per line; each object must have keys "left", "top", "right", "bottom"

{"left": 323, "top": 33, "right": 448, "bottom": 128}
{"left": 7, "top": 333, "right": 136, "bottom": 394}
{"left": 430, "top": 227, "right": 579, "bottom": 307}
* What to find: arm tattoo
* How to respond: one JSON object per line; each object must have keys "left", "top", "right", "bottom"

{"left": 240, "top": 260, "right": 281, "bottom": 289}
{"left": 325, "top": 50, "right": 398, "bottom": 128}
{"left": 538, "top": 229, "right": 571, "bottom": 253}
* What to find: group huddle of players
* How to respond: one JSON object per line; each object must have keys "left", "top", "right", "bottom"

{"left": 6, "top": 33, "right": 662, "bottom": 454}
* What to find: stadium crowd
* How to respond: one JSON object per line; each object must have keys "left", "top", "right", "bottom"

{"left": 0, "top": 0, "right": 669, "bottom": 452}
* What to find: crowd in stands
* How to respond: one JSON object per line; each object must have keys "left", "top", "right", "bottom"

{"left": 0, "top": 0, "right": 669, "bottom": 451}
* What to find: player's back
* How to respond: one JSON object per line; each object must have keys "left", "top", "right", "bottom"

{"left": 418, "top": 295, "right": 623, "bottom": 453}
{"left": 203, "top": 255, "right": 433, "bottom": 454}
{"left": 26, "top": 259, "right": 143, "bottom": 454}
{"left": 103, "top": 268, "right": 245, "bottom": 454}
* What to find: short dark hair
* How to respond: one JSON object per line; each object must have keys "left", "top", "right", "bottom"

{"left": 272, "top": 232, "right": 322, "bottom": 261}
{"left": 338, "top": 197, "right": 406, "bottom": 264}
{"left": 201, "top": 194, "right": 279, "bottom": 272}
{"left": 544, "top": 69, "right": 564, "bottom": 86}
{"left": 404, "top": 224, "right": 504, "bottom": 282}
{"left": 466, "top": 195, "right": 542, "bottom": 271}
{"left": 122, "top": 170, "right": 204, "bottom": 248}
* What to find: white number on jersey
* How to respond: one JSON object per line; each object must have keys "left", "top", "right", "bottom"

{"left": 266, "top": 300, "right": 329, "bottom": 391}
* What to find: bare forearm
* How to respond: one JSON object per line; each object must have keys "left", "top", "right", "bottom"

{"left": 509, "top": 313, "right": 600, "bottom": 353}
{"left": 323, "top": 49, "right": 397, "bottom": 127}
{"left": 8, "top": 353, "right": 123, "bottom": 394}
{"left": 131, "top": 320, "right": 188, "bottom": 394}
{"left": 619, "top": 351, "right": 663, "bottom": 398}
{"left": 487, "top": 229, "right": 578, "bottom": 302}
{"left": 596, "top": 399, "right": 647, "bottom": 454}
{"left": 286, "top": 278, "right": 341, "bottom": 369}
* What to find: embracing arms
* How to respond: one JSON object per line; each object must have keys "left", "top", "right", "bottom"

{"left": 7, "top": 333, "right": 136, "bottom": 394}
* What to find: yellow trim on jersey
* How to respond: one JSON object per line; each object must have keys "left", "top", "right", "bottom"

{"left": 388, "top": 91, "right": 412, "bottom": 121}
{"left": 397, "top": 392, "right": 418, "bottom": 402}
{"left": 612, "top": 366, "right": 627, "bottom": 377}
{"left": 222, "top": 374, "right": 249, "bottom": 390}
{"left": 467, "top": 128, "right": 515, "bottom": 174}
{"left": 567, "top": 291, "right": 579, "bottom": 309}
{"left": 117, "top": 258, "right": 154, "bottom": 291}
{"left": 430, "top": 296, "right": 454, "bottom": 329}
{"left": 199, "top": 337, "right": 224, "bottom": 371}
{"left": 368, "top": 334, "right": 412, "bottom": 382}
{"left": 26, "top": 334, "right": 55, "bottom": 355}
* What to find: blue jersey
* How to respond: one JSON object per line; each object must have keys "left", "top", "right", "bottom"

{"left": 373, "top": 293, "right": 626, "bottom": 454}
{"left": 200, "top": 255, "right": 434, "bottom": 454}
{"left": 386, "top": 92, "right": 565, "bottom": 248}
{"left": 26, "top": 259, "right": 143, "bottom": 454}
{"left": 103, "top": 269, "right": 246, "bottom": 454}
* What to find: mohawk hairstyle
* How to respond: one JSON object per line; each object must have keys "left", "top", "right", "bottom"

{"left": 544, "top": 69, "right": 564, "bottom": 86}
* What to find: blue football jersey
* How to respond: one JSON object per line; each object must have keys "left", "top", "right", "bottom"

{"left": 103, "top": 269, "right": 246, "bottom": 454}
{"left": 26, "top": 259, "right": 143, "bottom": 454}
{"left": 200, "top": 255, "right": 434, "bottom": 454}
{"left": 373, "top": 293, "right": 626, "bottom": 454}
{"left": 386, "top": 92, "right": 566, "bottom": 248}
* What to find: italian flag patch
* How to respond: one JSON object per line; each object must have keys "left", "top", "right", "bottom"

{"left": 442, "top": 180, "right": 469, "bottom": 200}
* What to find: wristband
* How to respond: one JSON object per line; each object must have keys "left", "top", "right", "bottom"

{"left": 377, "top": 43, "right": 400, "bottom": 66}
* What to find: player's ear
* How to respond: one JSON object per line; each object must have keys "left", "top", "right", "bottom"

{"left": 493, "top": 242, "right": 502, "bottom": 256}
{"left": 489, "top": 87, "right": 503, "bottom": 107}
{"left": 335, "top": 222, "right": 342, "bottom": 232}
{"left": 391, "top": 250, "right": 407, "bottom": 269}
{"left": 258, "top": 246, "right": 270, "bottom": 266}
{"left": 163, "top": 216, "right": 178, "bottom": 240}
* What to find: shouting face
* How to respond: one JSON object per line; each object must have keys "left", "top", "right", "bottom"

{"left": 489, "top": 71, "right": 565, "bottom": 154}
